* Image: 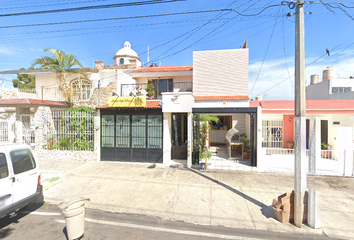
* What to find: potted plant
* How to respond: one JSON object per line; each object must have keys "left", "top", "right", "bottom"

{"left": 145, "top": 81, "right": 155, "bottom": 99}
{"left": 321, "top": 142, "right": 332, "bottom": 158}
{"left": 285, "top": 140, "right": 294, "bottom": 149}
{"left": 237, "top": 134, "right": 250, "bottom": 159}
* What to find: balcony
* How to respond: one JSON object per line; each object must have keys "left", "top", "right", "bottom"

{"left": 121, "top": 82, "right": 193, "bottom": 99}
{"left": 0, "top": 88, "right": 92, "bottom": 102}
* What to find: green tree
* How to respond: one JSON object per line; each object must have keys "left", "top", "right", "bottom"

{"left": 12, "top": 67, "right": 36, "bottom": 89}
{"left": 32, "top": 48, "right": 87, "bottom": 105}
{"left": 197, "top": 114, "right": 220, "bottom": 158}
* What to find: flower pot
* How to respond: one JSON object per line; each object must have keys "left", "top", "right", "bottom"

{"left": 243, "top": 152, "right": 250, "bottom": 159}
{"left": 286, "top": 142, "right": 294, "bottom": 149}
{"left": 321, "top": 151, "right": 330, "bottom": 158}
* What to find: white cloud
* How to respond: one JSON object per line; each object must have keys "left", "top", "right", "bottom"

{"left": 0, "top": 45, "right": 17, "bottom": 55}
{"left": 249, "top": 49, "right": 354, "bottom": 100}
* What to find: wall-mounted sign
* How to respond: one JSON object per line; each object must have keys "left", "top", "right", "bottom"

{"left": 108, "top": 97, "right": 146, "bottom": 107}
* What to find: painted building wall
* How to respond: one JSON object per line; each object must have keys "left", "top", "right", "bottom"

{"left": 306, "top": 79, "right": 354, "bottom": 100}
{"left": 193, "top": 49, "right": 249, "bottom": 96}
{"left": 283, "top": 115, "right": 295, "bottom": 143}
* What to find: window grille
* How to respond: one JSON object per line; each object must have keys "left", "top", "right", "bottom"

{"left": 262, "top": 120, "right": 283, "bottom": 148}
{"left": 71, "top": 79, "right": 91, "bottom": 100}
{"left": 332, "top": 87, "right": 352, "bottom": 94}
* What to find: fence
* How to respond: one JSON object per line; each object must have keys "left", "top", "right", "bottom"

{"left": 16, "top": 88, "right": 93, "bottom": 102}
{"left": 43, "top": 110, "right": 94, "bottom": 151}
{"left": 260, "top": 147, "right": 348, "bottom": 176}
{"left": 121, "top": 82, "right": 193, "bottom": 98}
{"left": 0, "top": 121, "right": 9, "bottom": 143}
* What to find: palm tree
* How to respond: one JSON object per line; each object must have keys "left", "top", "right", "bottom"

{"left": 32, "top": 48, "right": 86, "bottom": 104}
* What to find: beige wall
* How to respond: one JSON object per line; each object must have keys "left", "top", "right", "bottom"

{"left": 193, "top": 49, "right": 249, "bottom": 96}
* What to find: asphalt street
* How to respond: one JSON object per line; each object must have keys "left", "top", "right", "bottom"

{"left": 0, "top": 204, "right": 331, "bottom": 240}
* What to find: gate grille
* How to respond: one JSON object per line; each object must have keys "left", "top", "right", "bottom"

{"left": 262, "top": 120, "right": 283, "bottom": 148}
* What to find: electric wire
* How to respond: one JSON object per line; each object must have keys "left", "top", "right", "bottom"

{"left": 255, "top": 44, "right": 342, "bottom": 97}
{"left": 249, "top": 5, "right": 282, "bottom": 96}
{"left": 281, "top": 6, "right": 293, "bottom": 99}
{"left": 0, "top": 9, "right": 233, "bottom": 29}
{"left": 0, "top": 0, "right": 185, "bottom": 17}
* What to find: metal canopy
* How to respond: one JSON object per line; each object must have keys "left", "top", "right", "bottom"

{"left": 192, "top": 107, "right": 257, "bottom": 114}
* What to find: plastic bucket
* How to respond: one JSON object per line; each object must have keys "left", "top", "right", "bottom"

{"left": 60, "top": 198, "right": 90, "bottom": 240}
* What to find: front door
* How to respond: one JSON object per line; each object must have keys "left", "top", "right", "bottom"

{"left": 171, "top": 113, "right": 187, "bottom": 159}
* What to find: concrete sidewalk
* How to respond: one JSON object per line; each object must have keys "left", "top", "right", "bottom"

{"left": 39, "top": 158, "right": 354, "bottom": 239}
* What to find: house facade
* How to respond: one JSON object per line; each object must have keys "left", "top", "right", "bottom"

{"left": 251, "top": 100, "right": 354, "bottom": 176}
{"left": 0, "top": 41, "right": 353, "bottom": 176}
{"left": 306, "top": 66, "right": 354, "bottom": 100}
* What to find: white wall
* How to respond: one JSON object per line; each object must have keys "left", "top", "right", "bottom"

{"left": 162, "top": 92, "right": 194, "bottom": 113}
{"left": 163, "top": 112, "right": 172, "bottom": 165}
{"left": 193, "top": 100, "right": 249, "bottom": 108}
{"left": 193, "top": 49, "right": 249, "bottom": 96}
{"left": 306, "top": 79, "right": 354, "bottom": 100}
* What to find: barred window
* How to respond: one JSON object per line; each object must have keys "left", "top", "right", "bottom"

{"left": 332, "top": 87, "right": 352, "bottom": 94}
{"left": 71, "top": 79, "right": 91, "bottom": 100}
{"left": 262, "top": 120, "right": 283, "bottom": 148}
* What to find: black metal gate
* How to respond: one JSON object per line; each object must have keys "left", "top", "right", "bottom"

{"left": 100, "top": 109, "right": 163, "bottom": 163}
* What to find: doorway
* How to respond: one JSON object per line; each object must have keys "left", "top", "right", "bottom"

{"left": 171, "top": 113, "right": 187, "bottom": 159}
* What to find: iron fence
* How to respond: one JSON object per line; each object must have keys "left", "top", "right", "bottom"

{"left": 121, "top": 82, "right": 193, "bottom": 98}
{"left": 43, "top": 110, "right": 94, "bottom": 151}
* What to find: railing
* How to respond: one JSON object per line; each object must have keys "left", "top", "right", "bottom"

{"left": 0, "top": 121, "right": 9, "bottom": 143}
{"left": 264, "top": 148, "right": 338, "bottom": 161}
{"left": 121, "top": 82, "right": 193, "bottom": 99}
{"left": 320, "top": 150, "right": 338, "bottom": 161}
{"left": 13, "top": 88, "right": 92, "bottom": 102}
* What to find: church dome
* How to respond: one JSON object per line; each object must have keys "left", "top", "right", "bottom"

{"left": 115, "top": 41, "right": 138, "bottom": 57}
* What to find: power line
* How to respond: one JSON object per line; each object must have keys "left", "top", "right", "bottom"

{"left": 0, "top": 9, "right": 232, "bottom": 29}
{"left": 249, "top": 5, "right": 281, "bottom": 96}
{"left": 281, "top": 6, "right": 293, "bottom": 99}
{"left": 255, "top": 43, "right": 342, "bottom": 97}
{"left": 0, "top": 0, "right": 185, "bottom": 17}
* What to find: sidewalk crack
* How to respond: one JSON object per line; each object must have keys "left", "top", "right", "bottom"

{"left": 168, "top": 182, "right": 182, "bottom": 220}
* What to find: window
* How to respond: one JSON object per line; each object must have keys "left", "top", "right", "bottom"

{"left": 10, "top": 149, "right": 36, "bottom": 175}
{"left": 150, "top": 79, "right": 173, "bottom": 99}
{"left": 262, "top": 120, "right": 283, "bottom": 148}
{"left": 0, "top": 153, "right": 8, "bottom": 179}
{"left": 71, "top": 79, "right": 91, "bottom": 100}
{"left": 119, "top": 58, "right": 124, "bottom": 65}
{"left": 132, "top": 115, "right": 146, "bottom": 148}
{"left": 116, "top": 115, "right": 130, "bottom": 148}
{"left": 147, "top": 115, "right": 162, "bottom": 149}
{"left": 102, "top": 115, "right": 115, "bottom": 148}
{"left": 332, "top": 87, "right": 352, "bottom": 94}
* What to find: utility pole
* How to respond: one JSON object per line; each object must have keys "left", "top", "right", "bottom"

{"left": 294, "top": 0, "right": 307, "bottom": 227}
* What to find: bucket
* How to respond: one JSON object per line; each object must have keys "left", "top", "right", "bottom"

{"left": 60, "top": 198, "right": 90, "bottom": 240}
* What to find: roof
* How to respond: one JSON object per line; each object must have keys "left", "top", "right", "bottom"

{"left": 132, "top": 65, "right": 193, "bottom": 73}
{"left": 0, "top": 68, "right": 98, "bottom": 75}
{"left": 0, "top": 98, "right": 69, "bottom": 107}
{"left": 195, "top": 95, "right": 249, "bottom": 101}
{"left": 250, "top": 100, "right": 354, "bottom": 114}
{"left": 115, "top": 41, "right": 138, "bottom": 58}
{"left": 97, "top": 100, "right": 162, "bottom": 109}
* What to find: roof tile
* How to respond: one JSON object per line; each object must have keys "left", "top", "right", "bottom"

{"left": 133, "top": 65, "right": 193, "bottom": 73}
{"left": 195, "top": 96, "right": 249, "bottom": 101}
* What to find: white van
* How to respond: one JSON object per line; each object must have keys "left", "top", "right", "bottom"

{"left": 0, "top": 144, "right": 42, "bottom": 218}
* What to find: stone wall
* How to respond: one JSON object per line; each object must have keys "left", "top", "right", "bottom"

{"left": 0, "top": 89, "right": 20, "bottom": 99}
{"left": 34, "top": 149, "right": 97, "bottom": 162}
{"left": 76, "top": 81, "right": 117, "bottom": 108}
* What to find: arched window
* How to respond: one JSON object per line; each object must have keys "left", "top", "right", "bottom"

{"left": 119, "top": 58, "right": 124, "bottom": 65}
{"left": 71, "top": 79, "right": 92, "bottom": 101}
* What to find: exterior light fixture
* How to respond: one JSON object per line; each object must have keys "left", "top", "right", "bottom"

{"left": 289, "top": 117, "right": 292, "bottom": 122}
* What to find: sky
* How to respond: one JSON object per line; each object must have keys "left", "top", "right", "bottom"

{"left": 1, "top": 0, "right": 354, "bottom": 100}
